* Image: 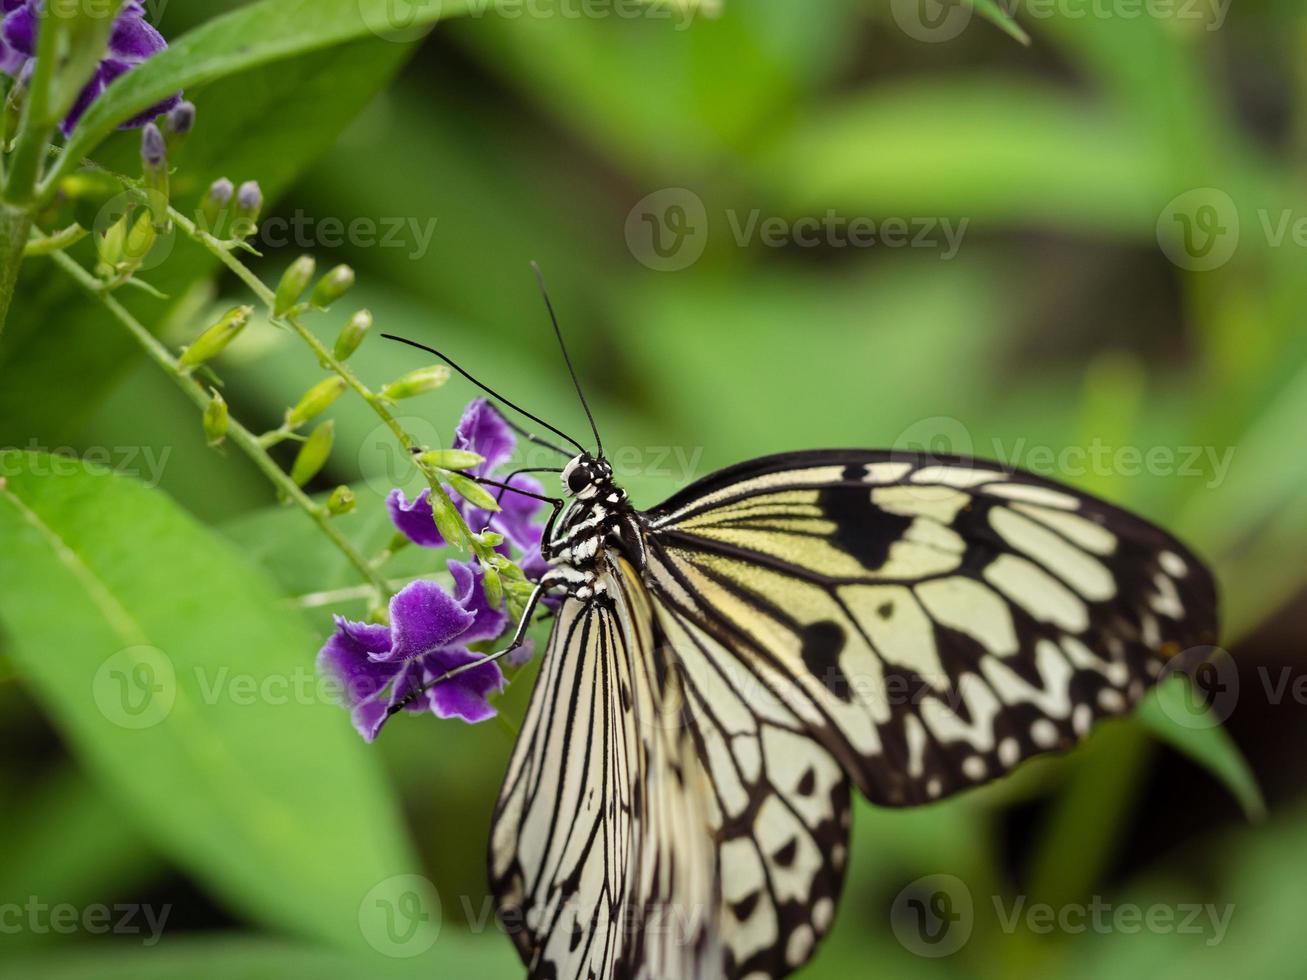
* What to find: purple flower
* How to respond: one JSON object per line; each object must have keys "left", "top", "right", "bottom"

{"left": 318, "top": 561, "right": 511, "bottom": 740}
{"left": 388, "top": 399, "right": 547, "bottom": 558}
{"left": 1, "top": 1, "right": 181, "bottom": 135}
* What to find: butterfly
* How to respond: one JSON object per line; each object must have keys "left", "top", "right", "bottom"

{"left": 381, "top": 304, "right": 1218, "bottom": 980}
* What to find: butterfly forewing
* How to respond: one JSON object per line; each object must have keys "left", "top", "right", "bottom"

{"left": 644, "top": 450, "right": 1218, "bottom": 808}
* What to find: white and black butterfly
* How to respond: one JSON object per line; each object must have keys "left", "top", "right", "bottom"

{"left": 383, "top": 308, "right": 1218, "bottom": 980}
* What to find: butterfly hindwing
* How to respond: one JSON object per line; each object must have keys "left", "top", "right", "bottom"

{"left": 644, "top": 450, "right": 1218, "bottom": 807}
{"left": 489, "top": 559, "right": 718, "bottom": 980}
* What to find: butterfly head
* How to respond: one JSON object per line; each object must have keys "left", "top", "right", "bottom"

{"left": 562, "top": 453, "right": 613, "bottom": 500}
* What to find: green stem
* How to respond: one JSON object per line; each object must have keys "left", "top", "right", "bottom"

{"left": 0, "top": 202, "right": 30, "bottom": 334}
{"left": 47, "top": 248, "right": 393, "bottom": 601}
{"left": 23, "top": 223, "right": 88, "bottom": 257}
{"left": 169, "top": 206, "right": 490, "bottom": 563}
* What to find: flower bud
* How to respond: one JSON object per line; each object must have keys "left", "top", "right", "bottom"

{"left": 290, "top": 420, "right": 335, "bottom": 487}
{"left": 232, "top": 180, "right": 262, "bottom": 240}
{"left": 415, "top": 449, "right": 485, "bottom": 471}
{"left": 444, "top": 472, "right": 501, "bottom": 513}
{"left": 481, "top": 565, "right": 505, "bottom": 610}
{"left": 203, "top": 390, "right": 229, "bottom": 447}
{"left": 200, "top": 178, "right": 234, "bottom": 237}
{"left": 333, "top": 309, "right": 372, "bottom": 362}
{"left": 380, "top": 365, "right": 451, "bottom": 401}
{"left": 123, "top": 211, "right": 157, "bottom": 265}
{"left": 274, "top": 256, "right": 316, "bottom": 316}
{"left": 327, "top": 485, "right": 357, "bottom": 516}
{"left": 286, "top": 376, "right": 346, "bottom": 427}
{"left": 140, "top": 124, "right": 169, "bottom": 228}
{"left": 310, "top": 264, "right": 355, "bottom": 309}
{"left": 167, "top": 101, "right": 196, "bottom": 135}
{"left": 96, "top": 211, "right": 129, "bottom": 273}
{"left": 427, "top": 488, "right": 467, "bottom": 548}
{"left": 179, "top": 305, "right": 254, "bottom": 369}
{"left": 141, "top": 122, "right": 167, "bottom": 170}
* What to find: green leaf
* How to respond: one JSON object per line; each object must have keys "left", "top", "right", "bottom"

{"left": 52, "top": 0, "right": 490, "bottom": 190}
{"left": 0, "top": 935, "right": 518, "bottom": 980}
{"left": 753, "top": 78, "right": 1171, "bottom": 235}
{"left": 0, "top": 454, "right": 419, "bottom": 950}
{"left": 1137, "top": 680, "right": 1266, "bottom": 823}
{"left": 0, "top": 36, "right": 412, "bottom": 450}
{"left": 968, "top": 0, "right": 1031, "bottom": 45}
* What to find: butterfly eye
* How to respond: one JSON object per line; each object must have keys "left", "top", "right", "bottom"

{"left": 567, "top": 467, "right": 590, "bottom": 494}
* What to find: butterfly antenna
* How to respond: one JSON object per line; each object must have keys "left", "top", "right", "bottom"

{"left": 530, "top": 262, "right": 603, "bottom": 458}
{"left": 381, "top": 334, "right": 587, "bottom": 456}
{"left": 499, "top": 414, "right": 573, "bottom": 459}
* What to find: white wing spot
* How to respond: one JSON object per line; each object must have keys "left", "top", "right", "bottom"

{"left": 786, "top": 924, "right": 816, "bottom": 967}
{"left": 1159, "top": 550, "right": 1188, "bottom": 577}
{"left": 1073, "top": 703, "right": 1093, "bottom": 736}
{"left": 813, "top": 897, "right": 835, "bottom": 932}
{"left": 962, "top": 755, "right": 986, "bottom": 780}
{"left": 1031, "top": 719, "right": 1058, "bottom": 748}
{"left": 998, "top": 737, "right": 1020, "bottom": 768}
{"left": 1098, "top": 688, "right": 1126, "bottom": 713}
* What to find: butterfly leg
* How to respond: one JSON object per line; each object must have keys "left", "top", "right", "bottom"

{"left": 385, "top": 576, "right": 561, "bottom": 718}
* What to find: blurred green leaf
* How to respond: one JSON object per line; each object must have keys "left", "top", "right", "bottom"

{"left": 0, "top": 454, "right": 418, "bottom": 950}
{"left": 55, "top": 0, "right": 491, "bottom": 181}
{"left": 969, "top": 0, "right": 1031, "bottom": 45}
{"left": 753, "top": 78, "right": 1171, "bottom": 233}
{"left": 1137, "top": 681, "right": 1266, "bottom": 823}
{"left": 0, "top": 934, "right": 517, "bottom": 980}
{"left": 0, "top": 38, "right": 413, "bottom": 447}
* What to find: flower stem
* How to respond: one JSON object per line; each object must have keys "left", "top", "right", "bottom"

{"left": 0, "top": 202, "right": 30, "bottom": 334}
{"left": 168, "top": 206, "right": 493, "bottom": 564}
{"left": 47, "top": 247, "right": 394, "bottom": 601}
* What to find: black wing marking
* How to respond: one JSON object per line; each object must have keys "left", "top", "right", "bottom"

{"left": 644, "top": 449, "right": 1218, "bottom": 808}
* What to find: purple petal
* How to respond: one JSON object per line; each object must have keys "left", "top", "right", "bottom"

{"left": 109, "top": 9, "right": 167, "bottom": 62}
{"left": 351, "top": 700, "right": 391, "bottom": 742}
{"left": 424, "top": 648, "right": 505, "bottom": 724}
{"left": 386, "top": 579, "right": 475, "bottom": 663}
{"left": 453, "top": 398, "right": 516, "bottom": 474}
{"left": 494, "top": 473, "right": 546, "bottom": 549}
{"left": 505, "top": 637, "right": 536, "bottom": 668}
{"left": 2, "top": 4, "right": 34, "bottom": 58}
{"left": 316, "top": 617, "right": 400, "bottom": 725}
{"left": 448, "top": 559, "right": 508, "bottom": 645}
{"left": 387, "top": 488, "right": 445, "bottom": 548}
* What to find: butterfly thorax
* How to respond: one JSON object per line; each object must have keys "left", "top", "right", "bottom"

{"left": 542, "top": 454, "right": 646, "bottom": 601}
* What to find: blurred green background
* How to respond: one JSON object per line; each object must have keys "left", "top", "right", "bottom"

{"left": 2, "top": 0, "right": 1307, "bottom": 977}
